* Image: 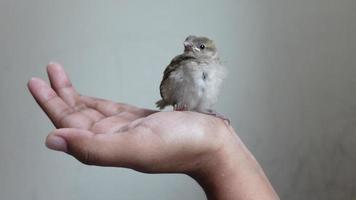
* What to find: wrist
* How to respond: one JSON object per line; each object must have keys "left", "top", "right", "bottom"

{"left": 189, "top": 127, "right": 279, "bottom": 200}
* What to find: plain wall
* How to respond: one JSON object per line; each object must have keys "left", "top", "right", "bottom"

{"left": 0, "top": 0, "right": 355, "bottom": 199}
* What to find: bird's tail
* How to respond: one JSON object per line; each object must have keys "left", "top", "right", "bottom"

{"left": 155, "top": 99, "right": 167, "bottom": 110}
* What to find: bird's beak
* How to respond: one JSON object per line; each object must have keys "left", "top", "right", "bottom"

{"left": 184, "top": 41, "right": 200, "bottom": 52}
{"left": 183, "top": 41, "right": 193, "bottom": 48}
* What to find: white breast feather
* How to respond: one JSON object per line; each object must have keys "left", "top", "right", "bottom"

{"left": 168, "top": 61, "right": 226, "bottom": 112}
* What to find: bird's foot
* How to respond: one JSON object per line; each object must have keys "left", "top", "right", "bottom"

{"left": 200, "top": 109, "right": 230, "bottom": 124}
{"left": 174, "top": 104, "right": 188, "bottom": 111}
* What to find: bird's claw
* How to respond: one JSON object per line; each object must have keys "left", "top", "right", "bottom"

{"left": 200, "top": 110, "right": 230, "bottom": 125}
{"left": 174, "top": 104, "right": 188, "bottom": 111}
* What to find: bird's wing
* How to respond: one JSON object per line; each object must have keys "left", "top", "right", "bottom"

{"left": 159, "top": 54, "right": 195, "bottom": 99}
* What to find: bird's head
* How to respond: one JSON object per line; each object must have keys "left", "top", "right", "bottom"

{"left": 183, "top": 35, "right": 218, "bottom": 59}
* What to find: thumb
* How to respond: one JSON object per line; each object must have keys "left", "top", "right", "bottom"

{"left": 45, "top": 128, "right": 114, "bottom": 166}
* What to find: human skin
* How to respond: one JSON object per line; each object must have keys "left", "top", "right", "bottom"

{"left": 27, "top": 63, "right": 279, "bottom": 200}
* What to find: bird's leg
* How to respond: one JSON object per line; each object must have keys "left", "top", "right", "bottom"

{"left": 199, "top": 109, "right": 230, "bottom": 124}
{"left": 174, "top": 104, "right": 189, "bottom": 111}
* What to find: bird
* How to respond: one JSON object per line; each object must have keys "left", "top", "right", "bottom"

{"left": 156, "top": 35, "right": 227, "bottom": 121}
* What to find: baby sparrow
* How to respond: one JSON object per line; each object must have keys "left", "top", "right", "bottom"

{"left": 156, "top": 35, "right": 227, "bottom": 120}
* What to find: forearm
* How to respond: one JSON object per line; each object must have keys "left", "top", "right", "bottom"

{"left": 190, "top": 129, "right": 279, "bottom": 200}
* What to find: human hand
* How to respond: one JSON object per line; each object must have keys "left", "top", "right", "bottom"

{"left": 28, "top": 63, "right": 231, "bottom": 173}
{"left": 28, "top": 63, "right": 279, "bottom": 200}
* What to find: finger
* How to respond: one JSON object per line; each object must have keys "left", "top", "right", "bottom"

{"left": 90, "top": 115, "right": 131, "bottom": 134}
{"left": 47, "top": 62, "right": 80, "bottom": 107}
{"left": 28, "top": 78, "right": 94, "bottom": 128}
{"left": 28, "top": 77, "right": 73, "bottom": 126}
{"left": 46, "top": 128, "right": 138, "bottom": 167}
{"left": 80, "top": 96, "right": 157, "bottom": 117}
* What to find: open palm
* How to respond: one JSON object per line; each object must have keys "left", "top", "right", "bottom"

{"left": 28, "top": 63, "right": 228, "bottom": 173}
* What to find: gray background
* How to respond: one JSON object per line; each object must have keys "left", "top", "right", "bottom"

{"left": 1, "top": 0, "right": 356, "bottom": 199}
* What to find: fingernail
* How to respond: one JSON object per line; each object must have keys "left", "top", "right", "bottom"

{"left": 48, "top": 61, "right": 58, "bottom": 65}
{"left": 29, "top": 77, "right": 41, "bottom": 83}
{"left": 46, "top": 135, "right": 68, "bottom": 152}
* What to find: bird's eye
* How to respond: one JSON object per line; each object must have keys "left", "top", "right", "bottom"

{"left": 199, "top": 44, "right": 205, "bottom": 50}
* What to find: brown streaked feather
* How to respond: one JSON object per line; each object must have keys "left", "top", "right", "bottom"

{"left": 159, "top": 54, "right": 196, "bottom": 100}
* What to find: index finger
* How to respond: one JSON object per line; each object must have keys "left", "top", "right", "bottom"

{"left": 28, "top": 77, "right": 75, "bottom": 127}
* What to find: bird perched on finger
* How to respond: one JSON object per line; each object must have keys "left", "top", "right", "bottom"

{"left": 156, "top": 35, "right": 228, "bottom": 121}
